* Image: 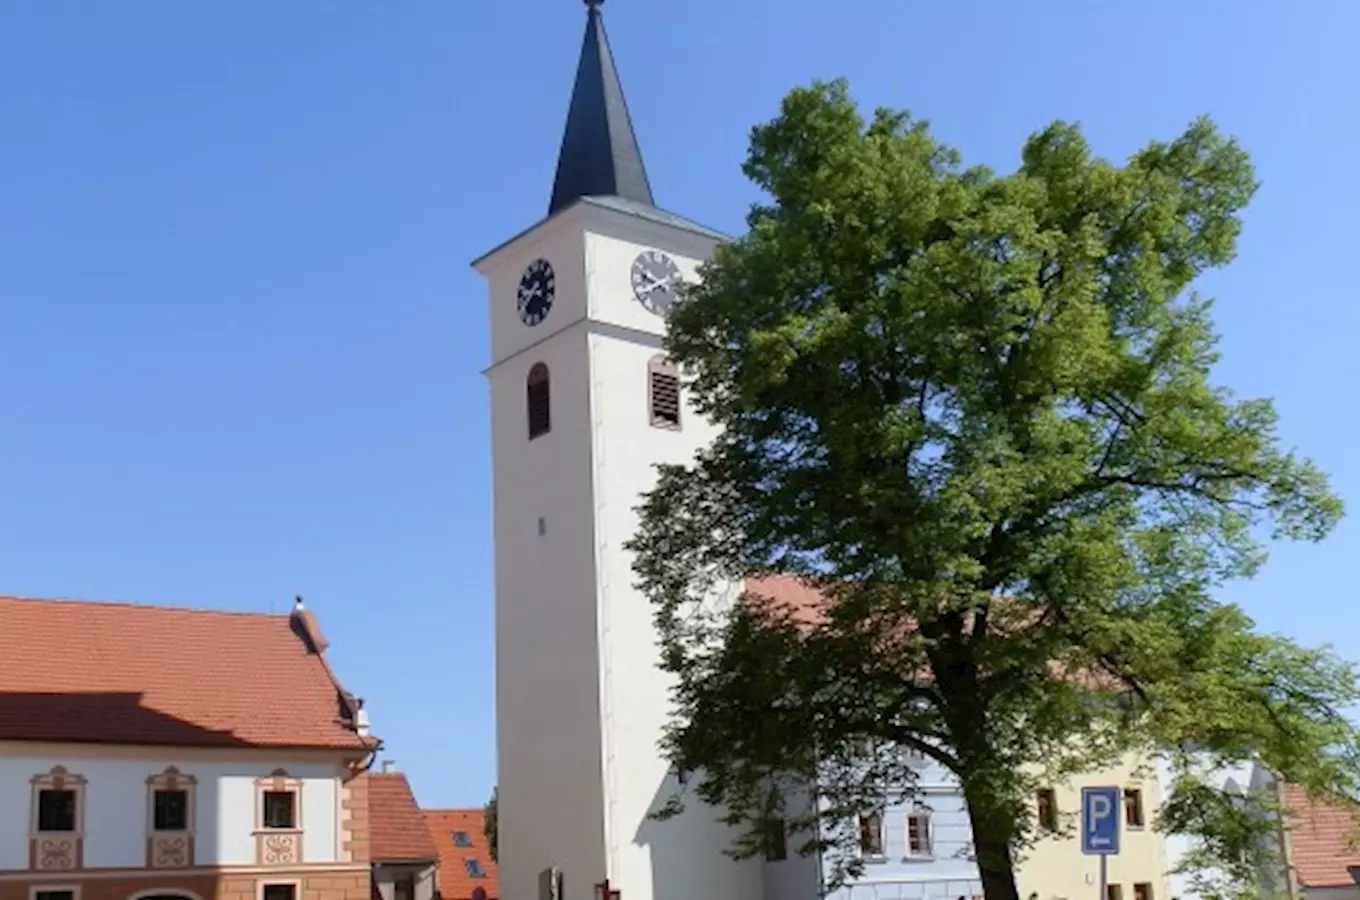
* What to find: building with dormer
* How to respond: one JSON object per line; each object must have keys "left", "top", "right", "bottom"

{"left": 0, "top": 594, "right": 378, "bottom": 900}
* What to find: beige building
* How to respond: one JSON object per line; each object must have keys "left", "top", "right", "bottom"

{"left": 1016, "top": 753, "right": 1172, "bottom": 900}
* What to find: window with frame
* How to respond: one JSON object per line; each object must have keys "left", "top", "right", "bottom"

{"left": 262, "top": 790, "right": 297, "bottom": 829}
{"left": 35, "top": 892, "right": 75, "bottom": 900}
{"left": 1036, "top": 788, "right": 1057, "bottom": 831}
{"left": 905, "top": 810, "right": 932, "bottom": 856}
{"left": 527, "top": 363, "right": 551, "bottom": 439}
{"left": 394, "top": 872, "right": 416, "bottom": 900}
{"left": 857, "top": 810, "right": 885, "bottom": 857}
{"left": 465, "top": 858, "right": 487, "bottom": 878}
{"left": 37, "top": 789, "right": 77, "bottom": 832}
{"left": 452, "top": 830, "right": 472, "bottom": 847}
{"left": 763, "top": 818, "right": 788, "bottom": 862}
{"left": 153, "top": 789, "right": 189, "bottom": 831}
{"left": 647, "top": 356, "right": 681, "bottom": 430}
{"left": 1123, "top": 788, "right": 1145, "bottom": 827}
{"left": 1133, "top": 884, "right": 1153, "bottom": 900}
{"left": 1106, "top": 885, "right": 1123, "bottom": 900}
{"left": 262, "top": 885, "right": 297, "bottom": 900}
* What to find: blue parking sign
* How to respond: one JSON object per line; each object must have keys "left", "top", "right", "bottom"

{"left": 1081, "top": 786, "right": 1121, "bottom": 855}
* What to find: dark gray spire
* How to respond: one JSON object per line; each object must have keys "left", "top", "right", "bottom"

{"left": 548, "top": 0, "right": 654, "bottom": 216}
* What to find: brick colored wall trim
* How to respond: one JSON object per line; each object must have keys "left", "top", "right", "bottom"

{"left": 340, "top": 772, "right": 371, "bottom": 864}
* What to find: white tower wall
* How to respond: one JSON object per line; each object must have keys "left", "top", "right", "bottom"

{"left": 480, "top": 204, "right": 764, "bottom": 900}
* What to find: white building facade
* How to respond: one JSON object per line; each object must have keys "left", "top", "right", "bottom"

{"left": 0, "top": 746, "right": 351, "bottom": 872}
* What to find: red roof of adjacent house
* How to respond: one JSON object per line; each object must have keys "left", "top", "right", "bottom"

{"left": 1283, "top": 783, "right": 1360, "bottom": 887}
{"left": 0, "top": 595, "right": 373, "bottom": 750}
{"left": 424, "top": 809, "right": 498, "bottom": 900}
{"left": 368, "top": 772, "right": 440, "bottom": 863}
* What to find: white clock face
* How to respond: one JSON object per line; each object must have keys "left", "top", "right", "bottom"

{"left": 630, "top": 250, "right": 683, "bottom": 316}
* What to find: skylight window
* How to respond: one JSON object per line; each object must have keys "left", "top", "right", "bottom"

{"left": 453, "top": 831, "right": 472, "bottom": 848}
{"left": 465, "top": 859, "right": 486, "bottom": 878}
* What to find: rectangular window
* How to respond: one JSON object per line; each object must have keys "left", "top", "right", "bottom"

{"left": 394, "top": 873, "right": 416, "bottom": 900}
{"left": 1133, "top": 884, "right": 1153, "bottom": 900}
{"left": 262, "top": 886, "right": 297, "bottom": 900}
{"left": 1124, "top": 788, "right": 1145, "bottom": 827}
{"left": 262, "top": 790, "right": 296, "bottom": 829}
{"left": 465, "top": 858, "right": 486, "bottom": 878}
{"left": 857, "top": 811, "right": 885, "bottom": 857}
{"left": 1107, "top": 885, "right": 1123, "bottom": 900}
{"left": 648, "top": 362, "right": 681, "bottom": 429}
{"left": 906, "top": 812, "right": 932, "bottom": 856}
{"left": 1036, "top": 788, "right": 1057, "bottom": 831}
{"left": 37, "top": 789, "right": 76, "bottom": 832}
{"left": 453, "top": 830, "right": 473, "bottom": 847}
{"left": 764, "top": 818, "right": 787, "bottom": 862}
{"left": 35, "top": 892, "right": 76, "bottom": 900}
{"left": 154, "top": 789, "right": 189, "bottom": 831}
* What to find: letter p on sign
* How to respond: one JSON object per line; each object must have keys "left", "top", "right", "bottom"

{"left": 1081, "top": 786, "right": 1121, "bottom": 855}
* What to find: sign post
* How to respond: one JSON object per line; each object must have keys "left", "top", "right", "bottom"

{"left": 1081, "top": 786, "right": 1121, "bottom": 900}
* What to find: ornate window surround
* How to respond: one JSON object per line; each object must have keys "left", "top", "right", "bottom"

{"left": 28, "top": 765, "right": 86, "bottom": 872}
{"left": 253, "top": 769, "right": 304, "bottom": 866}
{"left": 145, "top": 765, "right": 198, "bottom": 868}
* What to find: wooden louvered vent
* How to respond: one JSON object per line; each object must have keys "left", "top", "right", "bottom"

{"left": 527, "top": 363, "right": 551, "bottom": 439}
{"left": 648, "top": 357, "right": 681, "bottom": 429}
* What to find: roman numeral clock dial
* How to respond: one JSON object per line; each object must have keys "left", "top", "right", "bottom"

{"left": 631, "top": 249, "right": 683, "bottom": 316}
{"left": 517, "top": 258, "right": 555, "bottom": 326}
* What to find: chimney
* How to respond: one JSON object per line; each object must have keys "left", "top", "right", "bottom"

{"left": 289, "top": 594, "right": 330, "bottom": 654}
{"left": 354, "top": 697, "right": 370, "bottom": 736}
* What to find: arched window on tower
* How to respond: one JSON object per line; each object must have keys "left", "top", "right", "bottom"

{"left": 527, "top": 363, "right": 551, "bottom": 439}
{"left": 648, "top": 356, "right": 681, "bottom": 430}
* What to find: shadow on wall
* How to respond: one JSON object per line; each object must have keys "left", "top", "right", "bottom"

{"left": 635, "top": 770, "right": 765, "bottom": 900}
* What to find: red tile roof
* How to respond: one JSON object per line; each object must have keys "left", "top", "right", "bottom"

{"left": 368, "top": 772, "right": 439, "bottom": 863}
{"left": 0, "top": 595, "right": 373, "bottom": 750}
{"left": 1282, "top": 783, "right": 1360, "bottom": 887}
{"left": 745, "top": 575, "right": 1120, "bottom": 690}
{"left": 424, "top": 809, "right": 498, "bottom": 900}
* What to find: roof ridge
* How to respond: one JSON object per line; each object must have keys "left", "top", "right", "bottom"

{"left": 0, "top": 594, "right": 290, "bottom": 618}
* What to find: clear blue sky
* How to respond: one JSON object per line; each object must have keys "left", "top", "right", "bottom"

{"left": 1, "top": 1, "right": 1356, "bottom": 808}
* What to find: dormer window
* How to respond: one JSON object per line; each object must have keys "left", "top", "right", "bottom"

{"left": 648, "top": 356, "right": 680, "bottom": 430}
{"left": 527, "top": 363, "right": 551, "bottom": 439}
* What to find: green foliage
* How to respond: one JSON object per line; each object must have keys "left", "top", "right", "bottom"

{"left": 627, "top": 79, "right": 1357, "bottom": 899}
{"left": 484, "top": 786, "right": 498, "bottom": 863}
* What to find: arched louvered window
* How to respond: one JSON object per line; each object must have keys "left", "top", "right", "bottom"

{"left": 648, "top": 356, "right": 681, "bottom": 430}
{"left": 527, "top": 363, "right": 551, "bottom": 439}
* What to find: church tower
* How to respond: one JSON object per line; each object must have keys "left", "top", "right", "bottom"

{"left": 472, "top": 4, "right": 764, "bottom": 900}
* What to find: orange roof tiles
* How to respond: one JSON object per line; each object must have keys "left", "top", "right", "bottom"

{"left": 1282, "top": 783, "right": 1360, "bottom": 887}
{"left": 424, "top": 809, "right": 498, "bottom": 900}
{"left": 368, "top": 772, "right": 439, "bottom": 863}
{"left": 0, "top": 595, "right": 372, "bottom": 750}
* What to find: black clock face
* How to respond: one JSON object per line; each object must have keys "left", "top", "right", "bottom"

{"left": 631, "top": 250, "right": 683, "bottom": 316}
{"left": 517, "top": 258, "right": 555, "bottom": 326}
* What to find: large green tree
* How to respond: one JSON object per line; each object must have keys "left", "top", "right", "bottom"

{"left": 628, "top": 80, "right": 1357, "bottom": 900}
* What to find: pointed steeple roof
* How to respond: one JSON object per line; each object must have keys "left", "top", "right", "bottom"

{"left": 548, "top": 0, "right": 654, "bottom": 216}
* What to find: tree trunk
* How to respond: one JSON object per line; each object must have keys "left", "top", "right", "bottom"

{"left": 964, "top": 793, "right": 1022, "bottom": 900}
